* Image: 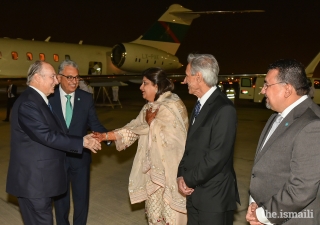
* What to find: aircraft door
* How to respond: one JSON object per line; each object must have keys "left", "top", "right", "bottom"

{"left": 88, "top": 61, "right": 102, "bottom": 75}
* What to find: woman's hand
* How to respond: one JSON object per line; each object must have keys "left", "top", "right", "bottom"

{"left": 145, "top": 108, "right": 159, "bottom": 125}
{"left": 92, "top": 132, "right": 107, "bottom": 142}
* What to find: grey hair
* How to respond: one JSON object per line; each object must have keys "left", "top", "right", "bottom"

{"left": 27, "top": 60, "right": 44, "bottom": 85}
{"left": 58, "top": 60, "right": 79, "bottom": 74}
{"left": 187, "top": 54, "right": 219, "bottom": 87}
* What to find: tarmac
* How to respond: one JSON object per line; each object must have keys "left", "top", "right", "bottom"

{"left": 0, "top": 82, "right": 274, "bottom": 225}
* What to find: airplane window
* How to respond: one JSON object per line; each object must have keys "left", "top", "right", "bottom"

{"left": 65, "top": 55, "right": 70, "bottom": 60}
{"left": 154, "top": 61, "right": 156, "bottom": 64}
{"left": 26, "top": 52, "right": 33, "bottom": 61}
{"left": 39, "top": 53, "right": 45, "bottom": 61}
{"left": 135, "top": 58, "right": 137, "bottom": 62}
{"left": 162, "top": 62, "right": 164, "bottom": 65}
{"left": 12, "top": 52, "right": 18, "bottom": 60}
{"left": 53, "top": 54, "right": 59, "bottom": 62}
{"left": 0, "top": 51, "right": 2, "bottom": 59}
{"left": 314, "top": 80, "right": 320, "bottom": 89}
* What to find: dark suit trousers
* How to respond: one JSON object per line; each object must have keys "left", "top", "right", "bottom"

{"left": 5, "top": 97, "right": 16, "bottom": 120}
{"left": 18, "top": 197, "right": 53, "bottom": 225}
{"left": 187, "top": 197, "right": 234, "bottom": 225}
{"left": 54, "top": 159, "right": 90, "bottom": 225}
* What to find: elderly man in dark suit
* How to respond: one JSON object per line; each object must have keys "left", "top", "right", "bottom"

{"left": 6, "top": 61, "right": 101, "bottom": 225}
{"left": 246, "top": 59, "right": 320, "bottom": 225}
{"left": 177, "top": 54, "right": 240, "bottom": 225}
{"left": 3, "top": 79, "right": 17, "bottom": 122}
{"left": 49, "top": 60, "right": 110, "bottom": 225}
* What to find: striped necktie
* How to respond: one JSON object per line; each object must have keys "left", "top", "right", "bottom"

{"left": 65, "top": 95, "right": 73, "bottom": 128}
{"left": 193, "top": 100, "right": 201, "bottom": 120}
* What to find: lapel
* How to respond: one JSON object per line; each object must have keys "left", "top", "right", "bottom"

{"left": 254, "top": 98, "right": 313, "bottom": 164}
{"left": 187, "top": 88, "right": 220, "bottom": 138}
{"left": 50, "top": 87, "right": 68, "bottom": 132}
{"left": 28, "top": 87, "right": 64, "bottom": 132}
{"left": 255, "top": 113, "right": 277, "bottom": 156}
{"left": 72, "top": 89, "right": 82, "bottom": 124}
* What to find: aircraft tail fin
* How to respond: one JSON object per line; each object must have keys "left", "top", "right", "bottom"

{"left": 305, "top": 52, "right": 320, "bottom": 77}
{"left": 131, "top": 4, "right": 200, "bottom": 55}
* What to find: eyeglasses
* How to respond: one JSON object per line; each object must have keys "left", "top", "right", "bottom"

{"left": 59, "top": 74, "right": 81, "bottom": 81}
{"left": 263, "top": 82, "right": 286, "bottom": 90}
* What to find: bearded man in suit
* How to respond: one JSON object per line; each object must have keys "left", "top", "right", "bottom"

{"left": 177, "top": 53, "right": 240, "bottom": 225}
{"left": 246, "top": 59, "right": 320, "bottom": 225}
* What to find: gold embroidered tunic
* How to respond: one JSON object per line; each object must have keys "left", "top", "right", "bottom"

{"left": 114, "top": 92, "right": 188, "bottom": 224}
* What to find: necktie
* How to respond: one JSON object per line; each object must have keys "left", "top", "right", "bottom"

{"left": 261, "top": 114, "right": 283, "bottom": 149}
{"left": 193, "top": 100, "right": 201, "bottom": 120}
{"left": 48, "top": 103, "right": 53, "bottom": 112}
{"left": 65, "top": 95, "right": 73, "bottom": 128}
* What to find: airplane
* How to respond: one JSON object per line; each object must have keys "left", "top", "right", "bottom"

{"left": 0, "top": 4, "right": 263, "bottom": 82}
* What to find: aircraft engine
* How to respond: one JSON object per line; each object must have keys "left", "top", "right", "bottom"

{"left": 111, "top": 43, "right": 182, "bottom": 73}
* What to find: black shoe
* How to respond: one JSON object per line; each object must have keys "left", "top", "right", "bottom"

{"left": 2, "top": 119, "right": 9, "bottom": 122}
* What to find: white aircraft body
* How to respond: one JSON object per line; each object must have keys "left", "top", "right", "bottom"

{"left": 0, "top": 4, "right": 263, "bottom": 79}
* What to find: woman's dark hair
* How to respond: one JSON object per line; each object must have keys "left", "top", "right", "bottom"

{"left": 142, "top": 67, "right": 174, "bottom": 101}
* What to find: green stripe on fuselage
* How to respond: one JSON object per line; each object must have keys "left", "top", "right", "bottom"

{"left": 141, "top": 22, "right": 189, "bottom": 43}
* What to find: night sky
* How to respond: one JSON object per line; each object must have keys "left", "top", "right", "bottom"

{"left": 2, "top": 0, "right": 320, "bottom": 76}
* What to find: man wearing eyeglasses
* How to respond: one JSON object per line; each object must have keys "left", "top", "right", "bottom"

{"left": 49, "top": 60, "right": 110, "bottom": 225}
{"left": 246, "top": 59, "right": 320, "bottom": 225}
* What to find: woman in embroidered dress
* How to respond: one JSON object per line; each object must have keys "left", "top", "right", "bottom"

{"left": 94, "top": 67, "right": 188, "bottom": 224}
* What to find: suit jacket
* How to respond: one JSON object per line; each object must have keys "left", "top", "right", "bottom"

{"left": 49, "top": 87, "right": 108, "bottom": 168}
{"left": 6, "top": 87, "right": 83, "bottom": 198}
{"left": 250, "top": 98, "right": 320, "bottom": 224}
{"left": 7, "top": 84, "right": 17, "bottom": 98}
{"left": 178, "top": 88, "right": 240, "bottom": 212}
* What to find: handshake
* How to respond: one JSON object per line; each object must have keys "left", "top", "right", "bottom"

{"left": 83, "top": 132, "right": 109, "bottom": 153}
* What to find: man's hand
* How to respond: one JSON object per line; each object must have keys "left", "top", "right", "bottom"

{"left": 83, "top": 133, "right": 101, "bottom": 153}
{"left": 145, "top": 108, "right": 159, "bottom": 125}
{"left": 246, "top": 202, "right": 263, "bottom": 225}
{"left": 177, "top": 177, "right": 194, "bottom": 196}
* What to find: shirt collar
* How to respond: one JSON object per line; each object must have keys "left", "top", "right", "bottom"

{"left": 29, "top": 85, "right": 49, "bottom": 105}
{"left": 198, "top": 86, "right": 217, "bottom": 110}
{"left": 280, "top": 95, "right": 308, "bottom": 118}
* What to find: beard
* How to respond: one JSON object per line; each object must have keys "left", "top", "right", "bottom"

{"left": 265, "top": 101, "right": 271, "bottom": 109}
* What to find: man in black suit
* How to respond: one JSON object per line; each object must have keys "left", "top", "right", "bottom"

{"left": 49, "top": 60, "right": 109, "bottom": 225}
{"left": 6, "top": 60, "right": 101, "bottom": 225}
{"left": 177, "top": 54, "right": 240, "bottom": 225}
{"left": 3, "top": 79, "right": 17, "bottom": 122}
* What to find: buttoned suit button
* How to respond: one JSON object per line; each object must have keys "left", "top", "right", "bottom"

{"left": 252, "top": 174, "right": 255, "bottom": 178}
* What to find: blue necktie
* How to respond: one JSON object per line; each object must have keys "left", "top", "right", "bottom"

{"left": 48, "top": 103, "right": 53, "bottom": 112}
{"left": 193, "top": 100, "right": 201, "bottom": 120}
{"left": 65, "top": 95, "right": 73, "bottom": 128}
